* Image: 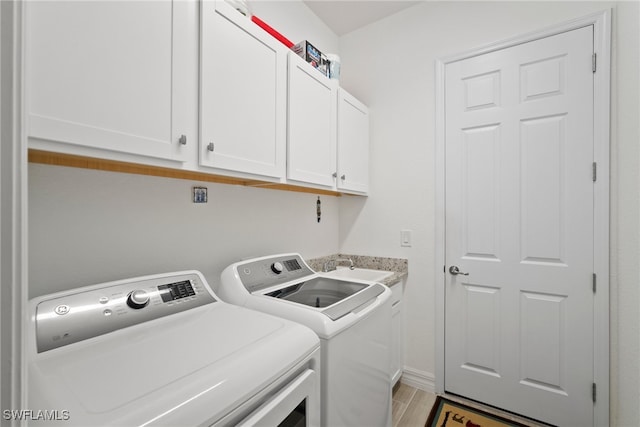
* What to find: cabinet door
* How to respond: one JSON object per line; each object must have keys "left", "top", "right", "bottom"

{"left": 337, "top": 89, "right": 369, "bottom": 194}
{"left": 287, "top": 53, "right": 338, "bottom": 188}
{"left": 391, "top": 283, "right": 404, "bottom": 386}
{"left": 200, "top": 0, "right": 286, "bottom": 180}
{"left": 26, "top": 1, "right": 189, "bottom": 162}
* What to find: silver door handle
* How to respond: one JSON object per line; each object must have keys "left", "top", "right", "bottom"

{"left": 449, "top": 266, "right": 469, "bottom": 276}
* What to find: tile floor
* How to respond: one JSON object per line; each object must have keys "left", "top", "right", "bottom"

{"left": 391, "top": 383, "right": 545, "bottom": 427}
{"left": 392, "top": 383, "right": 436, "bottom": 427}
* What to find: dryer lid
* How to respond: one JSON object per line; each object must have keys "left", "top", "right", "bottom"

{"left": 28, "top": 303, "right": 319, "bottom": 426}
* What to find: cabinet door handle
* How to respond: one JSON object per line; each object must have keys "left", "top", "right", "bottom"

{"left": 341, "top": 174, "right": 346, "bottom": 180}
{"left": 332, "top": 172, "right": 337, "bottom": 178}
{"left": 178, "top": 134, "right": 187, "bottom": 145}
{"left": 207, "top": 142, "right": 214, "bottom": 152}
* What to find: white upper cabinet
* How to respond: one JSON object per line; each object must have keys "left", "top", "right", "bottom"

{"left": 287, "top": 52, "right": 338, "bottom": 188}
{"left": 337, "top": 89, "right": 369, "bottom": 194}
{"left": 200, "top": 0, "right": 287, "bottom": 180}
{"left": 25, "top": 0, "right": 369, "bottom": 194}
{"left": 26, "top": 1, "right": 190, "bottom": 162}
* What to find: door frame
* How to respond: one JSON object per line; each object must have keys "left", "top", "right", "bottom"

{"left": 1, "top": 0, "right": 28, "bottom": 420}
{"left": 434, "top": 10, "right": 611, "bottom": 427}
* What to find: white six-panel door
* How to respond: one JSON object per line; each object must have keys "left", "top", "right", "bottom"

{"left": 444, "top": 26, "right": 594, "bottom": 426}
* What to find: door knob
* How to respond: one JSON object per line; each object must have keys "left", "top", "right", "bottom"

{"left": 449, "top": 266, "right": 469, "bottom": 276}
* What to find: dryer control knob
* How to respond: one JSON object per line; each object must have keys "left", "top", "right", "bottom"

{"left": 127, "top": 290, "right": 150, "bottom": 309}
{"left": 271, "top": 262, "right": 284, "bottom": 274}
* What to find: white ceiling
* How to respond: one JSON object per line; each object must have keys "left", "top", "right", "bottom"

{"left": 303, "top": 1, "right": 421, "bottom": 36}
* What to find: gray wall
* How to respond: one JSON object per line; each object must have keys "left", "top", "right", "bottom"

{"left": 29, "top": 164, "right": 340, "bottom": 296}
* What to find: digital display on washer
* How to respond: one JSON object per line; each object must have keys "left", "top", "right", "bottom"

{"left": 283, "top": 259, "right": 301, "bottom": 271}
{"left": 158, "top": 280, "right": 196, "bottom": 302}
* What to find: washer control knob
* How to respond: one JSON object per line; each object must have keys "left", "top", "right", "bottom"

{"left": 127, "top": 290, "right": 150, "bottom": 309}
{"left": 271, "top": 262, "right": 284, "bottom": 274}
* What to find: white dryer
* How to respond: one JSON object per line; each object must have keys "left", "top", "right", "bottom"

{"left": 27, "top": 271, "right": 320, "bottom": 426}
{"left": 218, "top": 254, "right": 392, "bottom": 427}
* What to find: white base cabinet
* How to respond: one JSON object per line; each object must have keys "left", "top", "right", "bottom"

{"left": 390, "top": 282, "right": 405, "bottom": 386}
{"left": 199, "top": 0, "right": 287, "bottom": 181}
{"left": 26, "top": 0, "right": 191, "bottom": 163}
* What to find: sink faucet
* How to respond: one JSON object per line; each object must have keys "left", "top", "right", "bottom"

{"left": 335, "top": 258, "right": 355, "bottom": 270}
{"left": 322, "top": 260, "right": 336, "bottom": 272}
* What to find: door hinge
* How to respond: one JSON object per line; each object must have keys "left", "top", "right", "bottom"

{"left": 592, "top": 162, "right": 597, "bottom": 182}
{"left": 593, "top": 273, "right": 596, "bottom": 293}
{"left": 592, "top": 53, "right": 597, "bottom": 73}
{"left": 592, "top": 382, "right": 597, "bottom": 403}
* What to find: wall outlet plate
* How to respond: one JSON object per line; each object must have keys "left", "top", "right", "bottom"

{"left": 193, "top": 187, "right": 208, "bottom": 203}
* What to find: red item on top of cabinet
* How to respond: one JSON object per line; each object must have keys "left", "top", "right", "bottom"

{"left": 251, "top": 15, "right": 294, "bottom": 48}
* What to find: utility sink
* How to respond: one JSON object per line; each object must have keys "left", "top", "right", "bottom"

{"left": 322, "top": 267, "right": 394, "bottom": 283}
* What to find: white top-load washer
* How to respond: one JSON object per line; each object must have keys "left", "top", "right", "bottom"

{"left": 218, "top": 254, "right": 392, "bottom": 427}
{"left": 27, "top": 270, "right": 320, "bottom": 426}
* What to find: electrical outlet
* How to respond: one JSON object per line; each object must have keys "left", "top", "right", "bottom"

{"left": 401, "top": 229, "right": 412, "bottom": 247}
{"left": 193, "top": 187, "right": 208, "bottom": 203}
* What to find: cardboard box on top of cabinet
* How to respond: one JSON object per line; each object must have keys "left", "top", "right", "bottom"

{"left": 292, "top": 40, "right": 328, "bottom": 77}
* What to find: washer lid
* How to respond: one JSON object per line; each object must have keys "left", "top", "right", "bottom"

{"left": 266, "top": 278, "right": 386, "bottom": 320}
{"left": 28, "top": 303, "right": 319, "bottom": 426}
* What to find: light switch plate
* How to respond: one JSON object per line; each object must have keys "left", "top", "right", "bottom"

{"left": 401, "top": 229, "right": 412, "bottom": 247}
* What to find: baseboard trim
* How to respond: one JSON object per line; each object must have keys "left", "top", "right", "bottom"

{"left": 400, "top": 367, "right": 435, "bottom": 393}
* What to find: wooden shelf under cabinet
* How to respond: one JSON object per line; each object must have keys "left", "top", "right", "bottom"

{"left": 28, "top": 150, "right": 343, "bottom": 197}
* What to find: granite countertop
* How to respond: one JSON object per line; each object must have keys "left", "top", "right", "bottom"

{"left": 306, "top": 254, "right": 408, "bottom": 286}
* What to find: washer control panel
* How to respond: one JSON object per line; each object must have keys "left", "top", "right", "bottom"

{"left": 34, "top": 272, "right": 216, "bottom": 353}
{"left": 237, "top": 254, "right": 315, "bottom": 293}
